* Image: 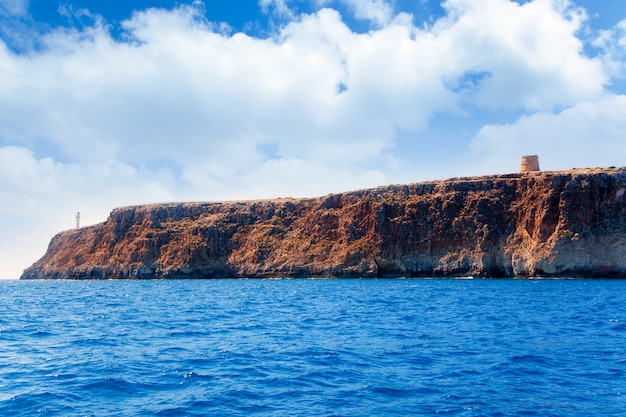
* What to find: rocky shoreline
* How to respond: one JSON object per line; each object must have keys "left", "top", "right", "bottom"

{"left": 21, "top": 168, "right": 626, "bottom": 279}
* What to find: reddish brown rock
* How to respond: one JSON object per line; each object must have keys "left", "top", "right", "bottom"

{"left": 21, "top": 168, "right": 626, "bottom": 279}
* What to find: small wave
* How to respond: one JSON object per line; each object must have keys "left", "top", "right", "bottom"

{"left": 1, "top": 279, "right": 624, "bottom": 416}
{"left": 80, "top": 377, "right": 151, "bottom": 396}
{"left": 509, "top": 354, "right": 550, "bottom": 365}
{"left": 0, "top": 391, "right": 82, "bottom": 417}
{"left": 371, "top": 386, "right": 418, "bottom": 398}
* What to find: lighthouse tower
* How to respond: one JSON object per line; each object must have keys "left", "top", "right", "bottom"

{"left": 75, "top": 212, "right": 81, "bottom": 229}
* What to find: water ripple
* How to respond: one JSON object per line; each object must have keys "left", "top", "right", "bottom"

{"left": 0, "top": 278, "right": 624, "bottom": 416}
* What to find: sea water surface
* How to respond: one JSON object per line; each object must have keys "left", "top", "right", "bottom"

{"left": 0, "top": 278, "right": 624, "bottom": 416}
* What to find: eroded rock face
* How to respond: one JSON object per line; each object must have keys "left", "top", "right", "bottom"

{"left": 21, "top": 169, "right": 626, "bottom": 279}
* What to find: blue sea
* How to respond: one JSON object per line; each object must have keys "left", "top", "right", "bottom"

{"left": 0, "top": 278, "right": 624, "bottom": 416}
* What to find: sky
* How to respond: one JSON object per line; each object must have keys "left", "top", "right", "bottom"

{"left": 1, "top": 0, "right": 626, "bottom": 278}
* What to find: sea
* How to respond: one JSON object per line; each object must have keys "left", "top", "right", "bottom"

{"left": 0, "top": 278, "right": 624, "bottom": 417}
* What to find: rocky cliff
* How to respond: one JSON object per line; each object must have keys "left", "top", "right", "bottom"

{"left": 21, "top": 168, "right": 626, "bottom": 279}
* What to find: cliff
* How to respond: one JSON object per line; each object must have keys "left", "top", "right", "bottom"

{"left": 21, "top": 168, "right": 626, "bottom": 279}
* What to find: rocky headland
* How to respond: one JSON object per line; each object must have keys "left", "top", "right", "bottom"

{"left": 21, "top": 168, "right": 626, "bottom": 279}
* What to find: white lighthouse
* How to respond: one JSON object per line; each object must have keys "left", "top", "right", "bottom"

{"left": 75, "top": 212, "right": 81, "bottom": 229}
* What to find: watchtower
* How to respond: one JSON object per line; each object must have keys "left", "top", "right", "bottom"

{"left": 75, "top": 212, "right": 81, "bottom": 229}
{"left": 520, "top": 155, "right": 540, "bottom": 172}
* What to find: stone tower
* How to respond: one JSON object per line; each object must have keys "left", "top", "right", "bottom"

{"left": 520, "top": 155, "right": 540, "bottom": 172}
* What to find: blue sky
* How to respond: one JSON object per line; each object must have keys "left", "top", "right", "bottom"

{"left": 20, "top": 1, "right": 444, "bottom": 37}
{"left": 1, "top": 0, "right": 626, "bottom": 277}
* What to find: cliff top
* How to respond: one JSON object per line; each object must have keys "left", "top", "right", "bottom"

{"left": 110, "top": 167, "right": 626, "bottom": 213}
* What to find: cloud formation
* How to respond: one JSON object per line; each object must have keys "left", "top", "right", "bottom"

{"left": 320, "top": 0, "right": 394, "bottom": 27}
{"left": 0, "top": 0, "right": 623, "bottom": 277}
{"left": 260, "top": 0, "right": 296, "bottom": 20}
{"left": 472, "top": 94, "right": 626, "bottom": 172}
{"left": 0, "top": 0, "right": 28, "bottom": 16}
{"left": 438, "top": 0, "right": 604, "bottom": 109}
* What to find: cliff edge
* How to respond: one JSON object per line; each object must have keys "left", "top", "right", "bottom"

{"left": 21, "top": 168, "right": 626, "bottom": 279}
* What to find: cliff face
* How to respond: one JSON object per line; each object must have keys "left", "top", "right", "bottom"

{"left": 21, "top": 169, "right": 626, "bottom": 279}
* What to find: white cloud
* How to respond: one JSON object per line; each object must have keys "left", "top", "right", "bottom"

{"left": 436, "top": 0, "right": 604, "bottom": 110}
{"left": 592, "top": 19, "right": 626, "bottom": 80}
{"left": 0, "top": 1, "right": 604, "bottom": 168}
{"left": 472, "top": 94, "right": 626, "bottom": 173}
{"left": 0, "top": 0, "right": 617, "bottom": 277}
{"left": 259, "top": 0, "right": 295, "bottom": 19}
{"left": 0, "top": 0, "right": 28, "bottom": 16}
{"left": 335, "top": 0, "right": 393, "bottom": 27}
{"left": 242, "top": 157, "right": 387, "bottom": 199}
